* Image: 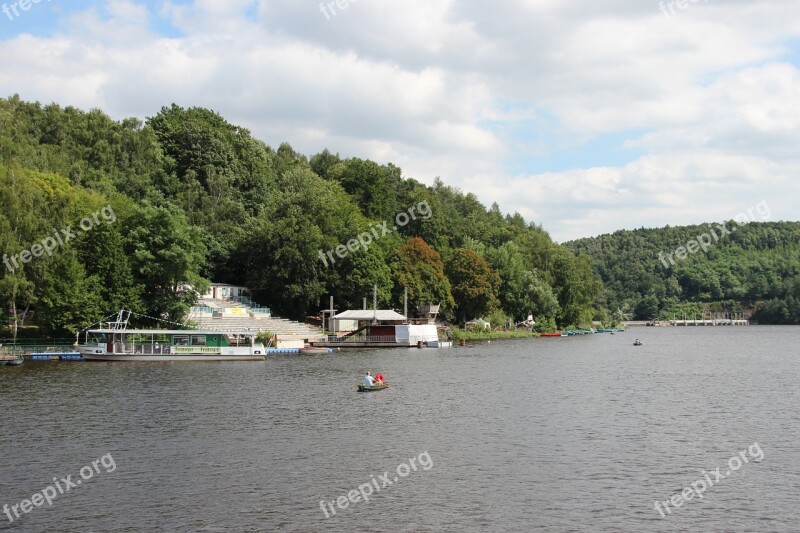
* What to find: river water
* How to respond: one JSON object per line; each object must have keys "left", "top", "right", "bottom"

{"left": 1, "top": 326, "right": 798, "bottom": 532}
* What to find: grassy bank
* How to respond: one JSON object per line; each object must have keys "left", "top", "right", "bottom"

{"left": 449, "top": 329, "right": 537, "bottom": 341}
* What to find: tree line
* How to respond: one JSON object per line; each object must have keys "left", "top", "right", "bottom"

{"left": 1, "top": 96, "right": 602, "bottom": 336}
{"left": 565, "top": 222, "right": 800, "bottom": 324}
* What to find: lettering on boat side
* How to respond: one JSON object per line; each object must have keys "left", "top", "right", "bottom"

{"left": 2, "top": 453, "right": 117, "bottom": 524}
{"left": 653, "top": 442, "right": 764, "bottom": 518}
{"left": 319, "top": 451, "right": 433, "bottom": 518}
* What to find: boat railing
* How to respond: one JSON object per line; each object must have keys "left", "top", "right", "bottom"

{"left": 114, "top": 343, "right": 172, "bottom": 355}
{"left": 0, "top": 344, "right": 77, "bottom": 355}
{"left": 323, "top": 335, "right": 434, "bottom": 344}
{"left": 325, "top": 335, "right": 397, "bottom": 343}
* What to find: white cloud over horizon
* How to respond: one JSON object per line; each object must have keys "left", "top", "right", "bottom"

{"left": 1, "top": 0, "right": 799, "bottom": 241}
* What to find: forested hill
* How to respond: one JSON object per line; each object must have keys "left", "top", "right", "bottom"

{"left": 564, "top": 222, "right": 800, "bottom": 324}
{"left": 0, "top": 95, "right": 601, "bottom": 336}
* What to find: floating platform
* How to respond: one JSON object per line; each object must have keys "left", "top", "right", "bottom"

{"left": 266, "top": 348, "right": 300, "bottom": 354}
{"left": 29, "top": 354, "right": 60, "bottom": 361}
{"left": 27, "top": 352, "right": 83, "bottom": 361}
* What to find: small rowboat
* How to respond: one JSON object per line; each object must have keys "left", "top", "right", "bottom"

{"left": 357, "top": 383, "right": 389, "bottom": 392}
{"left": 539, "top": 333, "right": 562, "bottom": 337}
{"left": 0, "top": 356, "right": 23, "bottom": 366}
{"left": 300, "top": 347, "right": 333, "bottom": 355}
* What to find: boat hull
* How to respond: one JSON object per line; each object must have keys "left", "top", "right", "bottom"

{"left": 81, "top": 353, "right": 265, "bottom": 362}
{"left": 300, "top": 347, "right": 333, "bottom": 355}
{"left": 426, "top": 340, "right": 453, "bottom": 348}
{"left": 357, "top": 384, "right": 389, "bottom": 392}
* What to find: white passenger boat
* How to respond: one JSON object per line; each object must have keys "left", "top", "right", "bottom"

{"left": 78, "top": 310, "right": 266, "bottom": 362}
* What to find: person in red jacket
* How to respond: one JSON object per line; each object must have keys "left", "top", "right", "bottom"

{"left": 374, "top": 372, "right": 386, "bottom": 384}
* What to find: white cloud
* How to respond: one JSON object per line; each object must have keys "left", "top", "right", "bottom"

{"left": 1, "top": 0, "right": 799, "bottom": 241}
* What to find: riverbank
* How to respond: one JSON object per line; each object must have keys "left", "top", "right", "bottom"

{"left": 448, "top": 329, "right": 537, "bottom": 341}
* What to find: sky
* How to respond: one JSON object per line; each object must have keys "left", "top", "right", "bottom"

{"left": 1, "top": 0, "right": 799, "bottom": 242}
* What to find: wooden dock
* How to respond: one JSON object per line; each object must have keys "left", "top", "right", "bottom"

{"left": 671, "top": 319, "right": 749, "bottom": 326}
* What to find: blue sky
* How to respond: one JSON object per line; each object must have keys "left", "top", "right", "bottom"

{"left": 1, "top": 0, "right": 189, "bottom": 37}
{"left": 1, "top": 0, "right": 799, "bottom": 241}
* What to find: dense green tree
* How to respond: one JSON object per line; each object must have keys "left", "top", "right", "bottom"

{"left": 236, "top": 167, "right": 379, "bottom": 319}
{"left": 309, "top": 148, "right": 341, "bottom": 179}
{"left": 0, "top": 274, "right": 36, "bottom": 341}
{"left": 123, "top": 204, "right": 208, "bottom": 322}
{"left": 445, "top": 248, "right": 500, "bottom": 323}
{"left": 75, "top": 220, "right": 143, "bottom": 313}
{"left": 518, "top": 270, "right": 561, "bottom": 324}
{"left": 32, "top": 250, "right": 105, "bottom": 334}
{"left": 327, "top": 158, "right": 398, "bottom": 221}
{"left": 392, "top": 237, "right": 454, "bottom": 316}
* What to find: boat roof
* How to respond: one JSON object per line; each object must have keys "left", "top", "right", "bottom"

{"left": 333, "top": 309, "right": 407, "bottom": 321}
{"left": 86, "top": 328, "right": 262, "bottom": 335}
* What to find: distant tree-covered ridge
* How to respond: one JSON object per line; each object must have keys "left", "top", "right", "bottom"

{"left": 565, "top": 222, "right": 800, "bottom": 324}
{"left": 0, "top": 95, "right": 602, "bottom": 335}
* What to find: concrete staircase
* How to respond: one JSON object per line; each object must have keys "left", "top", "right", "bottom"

{"left": 188, "top": 298, "right": 325, "bottom": 344}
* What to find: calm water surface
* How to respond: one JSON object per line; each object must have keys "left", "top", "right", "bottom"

{"left": 1, "top": 326, "right": 799, "bottom": 532}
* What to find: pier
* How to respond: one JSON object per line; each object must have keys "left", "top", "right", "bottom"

{"left": 624, "top": 309, "right": 751, "bottom": 327}
{"left": 671, "top": 318, "right": 749, "bottom": 326}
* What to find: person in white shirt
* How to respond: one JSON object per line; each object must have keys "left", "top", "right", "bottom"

{"left": 363, "top": 372, "right": 375, "bottom": 387}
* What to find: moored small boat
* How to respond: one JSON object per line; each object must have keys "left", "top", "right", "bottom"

{"left": 300, "top": 347, "right": 333, "bottom": 355}
{"left": 0, "top": 355, "right": 23, "bottom": 366}
{"left": 539, "top": 333, "right": 562, "bottom": 337}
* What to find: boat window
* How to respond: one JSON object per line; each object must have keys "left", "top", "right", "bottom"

{"left": 173, "top": 335, "right": 189, "bottom": 346}
{"left": 191, "top": 335, "right": 207, "bottom": 346}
